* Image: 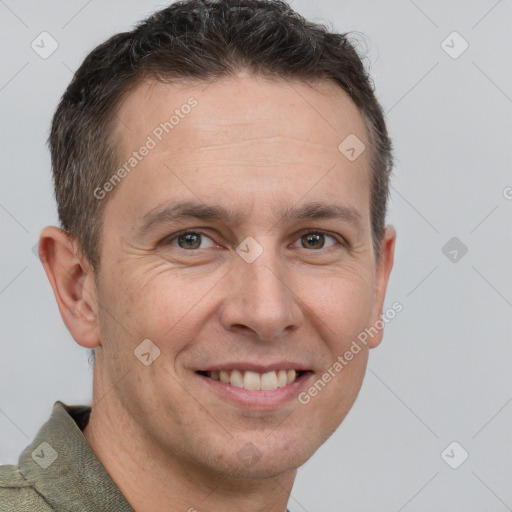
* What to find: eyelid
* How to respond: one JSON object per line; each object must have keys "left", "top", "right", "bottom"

{"left": 159, "top": 228, "right": 216, "bottom": 248}
{"left": 293, "top": 228, "right": 347, "bottom": 249}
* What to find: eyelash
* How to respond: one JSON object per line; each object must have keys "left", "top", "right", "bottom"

{"left": 161, "top": 228, "right": 347, "bottom": 251}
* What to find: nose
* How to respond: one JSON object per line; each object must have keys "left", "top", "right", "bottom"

{"left": 219, "top": 247, "right": 303, "bottom": 341}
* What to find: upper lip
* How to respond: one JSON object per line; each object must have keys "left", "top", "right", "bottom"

{"left": 196, "top": 362, "right": 311, "bottom": 373}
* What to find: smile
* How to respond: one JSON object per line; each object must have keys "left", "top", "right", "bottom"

{"left": 197, "top": 369, "right": 308, "bottom": 391}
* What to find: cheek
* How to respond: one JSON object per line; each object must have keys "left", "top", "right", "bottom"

{"left": 102, "top": 262, "right": 219, "bottom": 348}
{"left": 301, "top": 268, "right": 375, "bottom": 347}
{"left": 302, "top": 271, "right": 374, "bottom": 422}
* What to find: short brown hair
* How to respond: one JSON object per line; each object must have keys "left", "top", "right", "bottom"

{"left": 49, "top": 0, "right": 393, "bottom": 269}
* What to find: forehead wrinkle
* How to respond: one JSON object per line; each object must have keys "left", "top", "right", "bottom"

{"left": 189, "top": 134, "right": 332, "bottom": 153}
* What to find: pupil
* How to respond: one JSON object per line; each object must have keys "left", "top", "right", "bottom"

{"left": 305, "top": 233, "right": 323, "bottom": 249}
{"left": 179, "top": 233, "right": 200, "bottom": 249}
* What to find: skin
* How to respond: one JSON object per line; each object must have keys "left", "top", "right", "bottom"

{"left": 40, "top": 71, "right": 396, "bottom": 512}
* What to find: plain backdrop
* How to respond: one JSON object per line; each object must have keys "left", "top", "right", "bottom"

{"left": 1, "top": 1, "right": 511, "bottom": 510}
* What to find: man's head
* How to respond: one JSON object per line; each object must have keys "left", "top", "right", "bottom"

{"left": 40, "top": 0, "right": 395, "bottom": 484}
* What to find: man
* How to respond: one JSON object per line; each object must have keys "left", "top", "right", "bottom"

{"left": 0, "top": 0, "right": 396, "bottom": 510}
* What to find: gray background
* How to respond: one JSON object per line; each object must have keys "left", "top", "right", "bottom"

{"left": 1, "top": 0, "right": 511, "bottom": 510}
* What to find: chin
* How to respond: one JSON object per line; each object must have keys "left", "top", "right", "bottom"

{"left": 224, "top": 454, "right": 305, "bottom": 481}
{"left": 224, "top": 435, "right": 316, "bottom": 480}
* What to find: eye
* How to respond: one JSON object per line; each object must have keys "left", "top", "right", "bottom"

{"left": 293, "top": 230, "right": 340, "bottom": 250}
{"left": 165, "top": 231, "right": 217, "bottom": 250}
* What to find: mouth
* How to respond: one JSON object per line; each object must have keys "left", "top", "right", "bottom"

{"left": 196, "top": 369, "right": 310, "bottom": 391}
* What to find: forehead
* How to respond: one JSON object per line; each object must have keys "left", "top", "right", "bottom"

{"left": 107, "top": 73, "right": 371, "bottom": 229}
{"left": 117, "top": 73, "right": 368, "bottom": 148}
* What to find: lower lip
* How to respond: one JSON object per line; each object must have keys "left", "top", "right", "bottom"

{"left": 196, "top": 372, "right": 313, "bottom": 409}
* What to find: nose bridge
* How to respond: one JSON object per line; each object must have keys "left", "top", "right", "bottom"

{"left": 222, "top": 240, "right": 301, "bottom": 338}
{"left": 243, "top": 254, "right": 287, "bottom": 307}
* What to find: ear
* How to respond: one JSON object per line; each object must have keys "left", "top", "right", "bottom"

{"left": 368, "top": 225, "right": 396, "bottom": 349}
{"left": 38, "top": 226, "right": 101, "bottom": 349}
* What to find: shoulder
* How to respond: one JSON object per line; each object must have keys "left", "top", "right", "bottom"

{"left": 0, "top": 464, "right": 53, "bottom": 511}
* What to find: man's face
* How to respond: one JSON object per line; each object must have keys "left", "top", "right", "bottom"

{"left": 91, "top": 74, "right": 393, "bottom": 478}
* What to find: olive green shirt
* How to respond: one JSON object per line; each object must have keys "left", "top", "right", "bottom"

{"left": 0, "top": 401, "right": 134, "bottom": 511}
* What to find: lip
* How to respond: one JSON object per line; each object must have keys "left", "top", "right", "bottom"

{"left": 196, "top": 361, "right": 311, "bottom": 373}
{"left": 196, "top": 370, "right": 313, "bottom": 409}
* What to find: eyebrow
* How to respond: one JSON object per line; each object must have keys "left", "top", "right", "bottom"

{"left": 279, "top": 202, "right": 363, "bottom": 226}
{"left": 136, "top": 200, "right": 363, "bottom": 235}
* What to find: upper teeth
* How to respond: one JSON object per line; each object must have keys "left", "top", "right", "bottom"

{"left": 208, "top": 369, "right": 298, "bottom": 390}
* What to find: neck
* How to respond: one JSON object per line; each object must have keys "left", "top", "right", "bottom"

{"left": 83, "top": 371, "right": 295, "bottom": 512}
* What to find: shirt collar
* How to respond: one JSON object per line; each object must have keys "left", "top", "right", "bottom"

{"left": 17, "top": 401, "right": 134, "bottom": 511}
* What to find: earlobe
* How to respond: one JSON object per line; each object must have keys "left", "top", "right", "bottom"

{"left": 368, "top": 225, "right": 396, "bottom": 349}
{"left": 38, "top": 226, "right": 101, "bottom": 349}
